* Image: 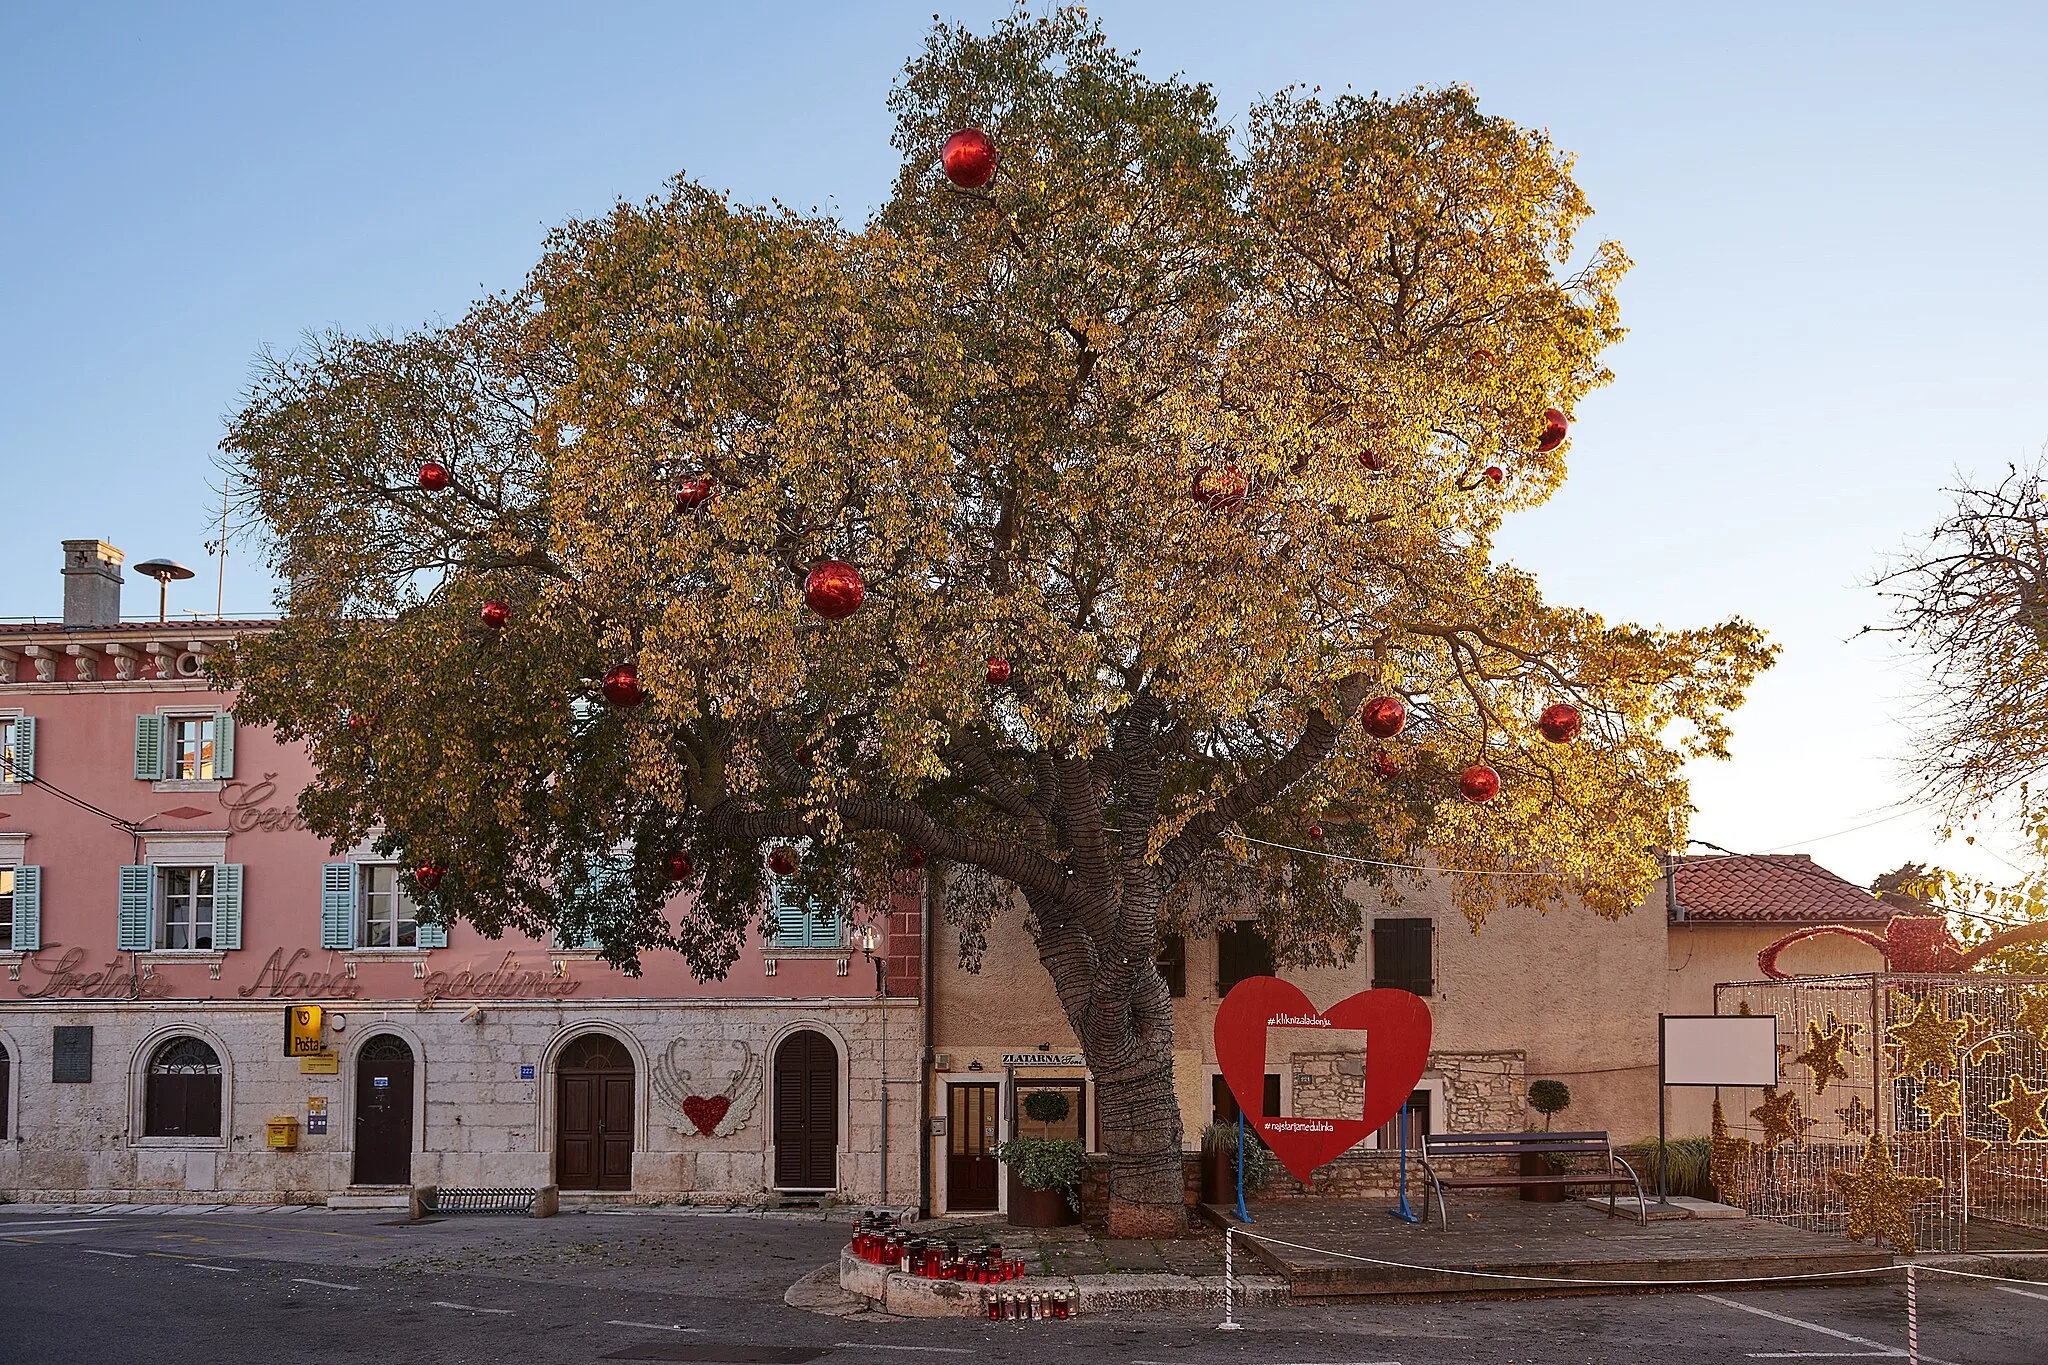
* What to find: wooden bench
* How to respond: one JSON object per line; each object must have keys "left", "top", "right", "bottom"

{"left": 1419, "top": 1131, "right": 1646, "bottom": 1228}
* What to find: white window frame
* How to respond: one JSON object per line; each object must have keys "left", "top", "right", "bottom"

{"left": 0, "top": 865, "right": 13, "bottom": 955}
{"left": 138, "top": 834, "right": 229, "bottom": 959}
{"left": 358, "top": 863, "right": 420, "bottom": 951}
{"left": 166, "top": 713, "right": 216, "bottom": 783}
{"left": 0, "top": 710, "right": 22, "bottom": 795}
{"left": 147, "top": 706, "right": 230, "bottom": 794}
{"left": 0, "top": 833, "right": 25, "bottom": 959}
{"left": 158, "top": 865, "right": 216, "bottom": 952}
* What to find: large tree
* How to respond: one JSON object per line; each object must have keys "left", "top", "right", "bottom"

{"left": 220, "top": 11, "right": 1773, "bottom": 1233}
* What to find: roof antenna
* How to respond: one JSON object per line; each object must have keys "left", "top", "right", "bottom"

{"left": 133, "top": 559, "right": 195, "bottom": 623}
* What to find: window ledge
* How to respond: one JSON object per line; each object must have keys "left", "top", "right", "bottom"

{"left": 132, "top": 1135, "right": 228, "bottom": 1151}
{"left": 142, "top": 950, "right": 229, "bottom": 962}
{"left": 0, "top": 782, "right": 20, "bottom": 798}
{"left": 152, "top": 779, "right": 223, "bottom": 794}
{"left": 346, "top": 950, "right": 430, "bottom": 961}
{"left": 765, "top": 946, "right": 849, "bottom": 959}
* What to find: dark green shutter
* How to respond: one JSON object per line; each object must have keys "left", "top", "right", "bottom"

{"left": 11, "top": 865, "right": 39, "bottom": 951}
{"left": 321, "top": 863, "right": 356, "bottom": 950}
{"left": 212, "top": 712, "right": 235, "bottom": 779}
{"left": 10, "top": 716, "right": 34, "bottom": 782}
{"left": 212, "top": 864, "right": 242, "bottom": 950}
{"left": 118, "top": 865, "right": 152, "bottom": 950}
{"left": 133, "top": 715, "right": 164, "bottom": 781}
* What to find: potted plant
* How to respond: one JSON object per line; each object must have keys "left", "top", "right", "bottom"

{"left": 1521, "top": 1079, "right": 1572, "bottom": 1202}
{"left": 1199, "top": 1121, "right": 1275, "bottom": 1204}
{"left": 995, "top": 1136, "right": 1086, "bottom": 1228}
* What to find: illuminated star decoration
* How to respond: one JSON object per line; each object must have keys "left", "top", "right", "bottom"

{"left": 1710, "top": 1097, "right": 1754, "bottom": 1197}
{"left": 1795, "top": 1013, "right": 1863, "bottom": 1095}
{"left": 1751, "top": 1086, "right": 1820, "bottom": 1149}
{"left": 1834, "top": 1094, "right": 1876, "bottom": 1137}
{"left": 1988, "top": 1074, "right": 2048, "bottom": 1145}
{"left": 1884, "top": 994, "right": 1972, "bottom": 1079}
{"left": 1828, "top": 1134, "right": 1943, "bottom": 1255}
{"left": 2014, "top": 989, "right": 2048, "bottom": 1046}
{"left": 1913, "top": 1076, "right": 1964, "bottom": 1133}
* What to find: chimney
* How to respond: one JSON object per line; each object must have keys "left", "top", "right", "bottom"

{"left": 62, "top": 539, "right": 125, "bottom": 629}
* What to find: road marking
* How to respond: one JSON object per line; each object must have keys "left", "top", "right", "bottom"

{"left": 292, "top": 1278, "right": 362, "bottom": 1291}
{"left": 431, "top": 1301, "right": 513, "bottom": 1314}
{"left": 4, "top": 1226, "right": 111, "bottom": 1237}
{"left": 833, "top": 1347, "right": 975, "bottom": 1356}
{"left": 82, "top": 1249, "right": 139, "bottom": 1259}
{"left": 205, "top": 1219, "right": 389, "bottom": 1241}
{"left": 1701, "top": 1294, "right": 1959, "bottom": 1365}
{"left": 605, "top": 1321, "right": 706, "bottom": 1333}
{"left": 0, "top": 1219, "right": 115, "bottom": 1229}
{"left": 2001, "top": 1285, "right": 2048, "bottom": 1304}
{"left": 185, "top": 1263, "right": 242, "bottom": 1273}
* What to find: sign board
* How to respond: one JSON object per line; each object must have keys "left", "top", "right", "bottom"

{"left": 52, "top": 1026, "right": 93, "bottom": 1083}
{"left": 285, "top": 1004, "right": 325, "bottom": 1057}
{"left": 306, "top": 1096, "right": 328, "bottom": 1135}
{"left": 519, "top": 1064, "right": 537, "bottom": 1080}
{"left": 373, "top": 1076, "right": 390, "bottom": 1088}
{"left": 1661, "top": 1014, "right": 1779, "bottom": 1087}
{"left": 299, "top": 1052, "right": 339, "bottom": 1075}
{"left": 1001, "top": 1053, "right": 1086, "bottom": 1067}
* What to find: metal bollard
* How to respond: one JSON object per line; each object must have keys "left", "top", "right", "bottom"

{"left": 1217, "top": 1225, "right": 1244, "bottom": 1331}
{"left": 1905, "top": 1264, "right": 1918, "bottom": 1364}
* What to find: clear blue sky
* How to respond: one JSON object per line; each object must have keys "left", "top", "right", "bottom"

{"left": 4, "top": 2, "right": 2044, "bottom": 888}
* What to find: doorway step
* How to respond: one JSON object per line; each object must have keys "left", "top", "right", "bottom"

{"left": 327, "top": 1186, "right": 410, "bottom": 1210}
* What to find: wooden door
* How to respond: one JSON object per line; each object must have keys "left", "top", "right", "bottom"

{"left": 946, "top": 1083, "right": 999, "bottom": 1211}
{"left": 772, "top": 1030, "right": 838, "bottom": 1189}
{"left": 556, "top": 1033, "right": 634, "bottom": 1191}
{"left": 352, "top": 1036, "right": 414, "bottom": 1186}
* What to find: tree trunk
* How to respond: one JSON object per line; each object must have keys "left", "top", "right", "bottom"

{"left": 1093, "top": 1047, "right": 1186, "bottom": 1235}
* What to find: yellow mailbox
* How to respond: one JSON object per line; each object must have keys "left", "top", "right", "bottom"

{"left": 265, "top": 1116, "right": 301, "bottom": 1150}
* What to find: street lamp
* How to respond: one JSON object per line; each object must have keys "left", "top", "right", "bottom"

{"left": 856, "top": 924, "right": 886, "bottom": 998}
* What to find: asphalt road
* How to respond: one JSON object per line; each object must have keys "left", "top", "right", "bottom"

{"left": 0, "top": 1207, "right": 2040, "bottom": 1365}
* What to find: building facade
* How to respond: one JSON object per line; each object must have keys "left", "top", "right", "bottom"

{"left": 0, "top": 540, "right": 924, "bottom": 1207}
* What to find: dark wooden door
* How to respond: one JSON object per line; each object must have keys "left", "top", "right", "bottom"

{"left": 773, "top": 1030, "right": 838, "bottom": 1189}
{"left": 556, "top": 1034, "right": 634, "bottom": 1191}
{"left": 946, "top": 1083, "right": 999, "bottom": 1211}
{"left": 353, "top": 1036, "right": 414, "bottom": 1186}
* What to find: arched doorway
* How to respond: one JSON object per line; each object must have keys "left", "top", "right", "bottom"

{"left": 0, "top": 1040, "right": 10, "bottom": 1139}
{"left": 144, "top": 1037, "right": 222, "bottom": 1138}
{"left": 353, "top": 1035, "right": 415, "bottom": 1186}
{"left": 772, "top": 1030, "right": 839, "bottom": 1190}
{"left": 556, "top": 1033, "right": 634, "bottom": 1190}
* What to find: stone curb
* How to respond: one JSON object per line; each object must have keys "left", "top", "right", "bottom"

{"left": 837, "top": 1250, "right": 1288, "bottom": 1317}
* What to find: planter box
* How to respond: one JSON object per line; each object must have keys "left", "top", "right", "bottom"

{"left": 1006, "top": 1168, "right": 1080, "bottom": 1228}
{"left": 1518, "top": 1150, "right": 1568, "bottom": 1202}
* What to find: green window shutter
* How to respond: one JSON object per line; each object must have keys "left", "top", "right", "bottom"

{"left": 11, "top": 865, "right": 40, "bottom": 951}
{"left": 133, "top": 714, "right": 164, "bottom": 781}
{"left": 212, "top": 864, "right": 243, "bottom": 950}
{"left": 321, "top": 863, "right": 356, "bottom": 950}
{"left": 11, "top": 716, "right": 34, "bottom": 782}
{"left": 771, "top": 881, "right": 840, "bottom": 948}
{"left": 212, "top": 712, "right": 235, "bottom": 779}
{"left": 415, "top": 912, "right": 448, "bottom": 950}
{"left": 118, "top": 865, "right": 153, "bottom": 951}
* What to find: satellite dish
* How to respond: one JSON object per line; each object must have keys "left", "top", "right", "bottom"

{"left": 133, "top": 559, "right": 195, "bottom": 623}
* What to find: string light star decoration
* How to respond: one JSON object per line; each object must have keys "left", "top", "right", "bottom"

{"left": 1794, "top": 1013, "right": 1863, "bottom": 1095}
{"left": 1884, "top": 994, "right": 1973, "bottom": 1079}
{"left": 2014, "top": 989, "right": 2048, "bottom": 1046}
{"left": 1988, "top": 1074, "right": 2048, "bottom": 1145}
{"left": 1828, "top": 1134, "right": 1944, "bottom": 1255}
{"left": 1833, "top": 1094, "right": 1876, "bottom": 1137}
{"left": 1913, "top": 1076, "right": 1964, "bottom": 1133}
{"left": 1710, "top": 1098, "right": 1753, "bottom": 1196}
{"left": 1751, "top": 1086, "right": 1820, "bottom": 1149}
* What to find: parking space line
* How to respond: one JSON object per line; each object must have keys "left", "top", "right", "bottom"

{"left": 2000, "top": 1285, "right": 2048, "bottom": 1304}
{"left": 292, "top": 1278, "right": 362, "bottom": 1291}
{"left": 431, "top": 1301, "right": 513, "bottom": 1314}
{"left": 1700, "top": 1293, "right": 1958, "bottom": 1365}
{"left": 82, "top": 1249, "right": 139, "bottom": 1259}
{"left": 833, "top": 1346, "right": 975, "bottom": 1355}
{"left": 185, "top": 1263, "right": 241, "bottom": 1273}
{"left": 605, "top": 1321, "right": 706, "bottom": 1333}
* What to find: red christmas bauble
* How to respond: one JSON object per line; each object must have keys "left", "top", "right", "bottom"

{"left": 803, "top": 560, "right": 865, "bottom": 619}
{"left": 601, "top": 662, "right": 646, "bottom": 707}
{"left": 1191, "top": 466, "right": 1250, "bottom": 512}
{"left": 1360, "top": 695, "right": 1407, "bottom": 739}
{"left": 1538, "top": 702, "right": 1583, "bottom": 744}
{"left": 1483, "top": 466, "right": 1504, "bottom": 485}
{"left": 1459, "top": 764, "right": 1501, "bottom": 803}
{"left": 415, "top": 863, "right": 445, "bottom": 892}
{"left": 674, "top": 475, "right": 715, "bottom": 512}
{"left": 418, "top": 460, "right": 452, "bottom": 491}
{"left": 663, "top": 850, "right": 693, "bottom": 882}
{"left": 1371, "top": 751, "right": 1401, "bottom": 779}
{"left": 1307, "top": 823, "right": 1325, "bottom": 841}
{"left": 480, "top": 599, "right": 510, "bottom": 629}
{"left": 347, "top": 711, "right": 370, "bottom": 732}
{"left": 1359, "top": 449, "right": 1385, "bottom": 472}
{"left": 941, "top": 128, "right": 998, "bottom": 188}
{"left": 904, "top": 845, "right": 928, "bottom": 871}
{"left": 1535, "top": 407, "right": 1569, "bottom": 454}
{"left": 768, "top": 845, "right": 800, "bottom": 877}
{"left": 986, "top": 657, "right": 1011, "bottom": 685}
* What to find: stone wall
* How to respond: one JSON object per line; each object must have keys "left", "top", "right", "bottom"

{"left": 0, "top": 998, "right": 921, "bottom": 1205}
{"left": 1434, "top": 1050, "right": 1528, "bottom": 1131}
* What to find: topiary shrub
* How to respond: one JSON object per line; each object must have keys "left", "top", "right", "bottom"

{"left": 1022, "top": 1089, "right": 1072, "bottom": 1125}
{"left": 1527, "top": 1079, "right": 1572, "bottom": 1131}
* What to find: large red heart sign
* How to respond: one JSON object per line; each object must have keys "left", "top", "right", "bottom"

{"left": 1214, "top": 977, "right": 1432, "bottom": 1182}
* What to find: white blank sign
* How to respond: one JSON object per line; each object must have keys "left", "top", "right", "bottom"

{"left": 1662, "top": 1015, "right": 1778, "bottom": 1087}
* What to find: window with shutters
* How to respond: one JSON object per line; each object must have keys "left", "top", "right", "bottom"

{"left": 360, "top": 865, "right": 418, "bottom": 949}
{"left": 143, "top": 1036, "right": 223, "bottom": 1138}
{"left": 0, "top": 867, "right": 12, "bottom": 952}
{"left": 0, "top": 714, "right": 28, "bottom": 786}
{"left": 770, "top": 878, "right": 842, "bottom": 950}
{"left": 1371, "top": 917, "right": 1435, "bottom": 995}
{"left": 159, "top": 866, "right": 214, "bottom": 950}
{"left": 136, "top": 710, "right": 234, "bottom": 787}
{"left": 169, "top": 715, "right": 215, "bottom": 781}
{"left": 1216, "top": 922, "right": 1275, "bottom": 996}
{"left": 1155, "top": 932, "right": 1186, "bottom": 997}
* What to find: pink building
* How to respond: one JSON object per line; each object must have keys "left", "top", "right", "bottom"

{"left": 0, "top": 541, "right": 925, "bottom": 1207}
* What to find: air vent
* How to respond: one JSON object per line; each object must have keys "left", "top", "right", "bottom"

{"left": 175, "top": 652, "right": 203, "bottom": 677}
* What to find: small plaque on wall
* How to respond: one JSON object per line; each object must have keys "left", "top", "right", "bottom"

{"left": 52, "top": 1026, "right": 93, "bottom": 1083}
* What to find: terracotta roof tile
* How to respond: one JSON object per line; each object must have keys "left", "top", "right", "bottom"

{"left": 1672, "top": 853, "right": 1889, "bottom": 923}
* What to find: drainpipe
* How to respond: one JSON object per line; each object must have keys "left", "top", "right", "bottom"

{"left": 1665, "top": 848, "right": 1683, "bottom": 923}
{"left": 917, "top": 867, "right": 935, "bottom": 1219}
